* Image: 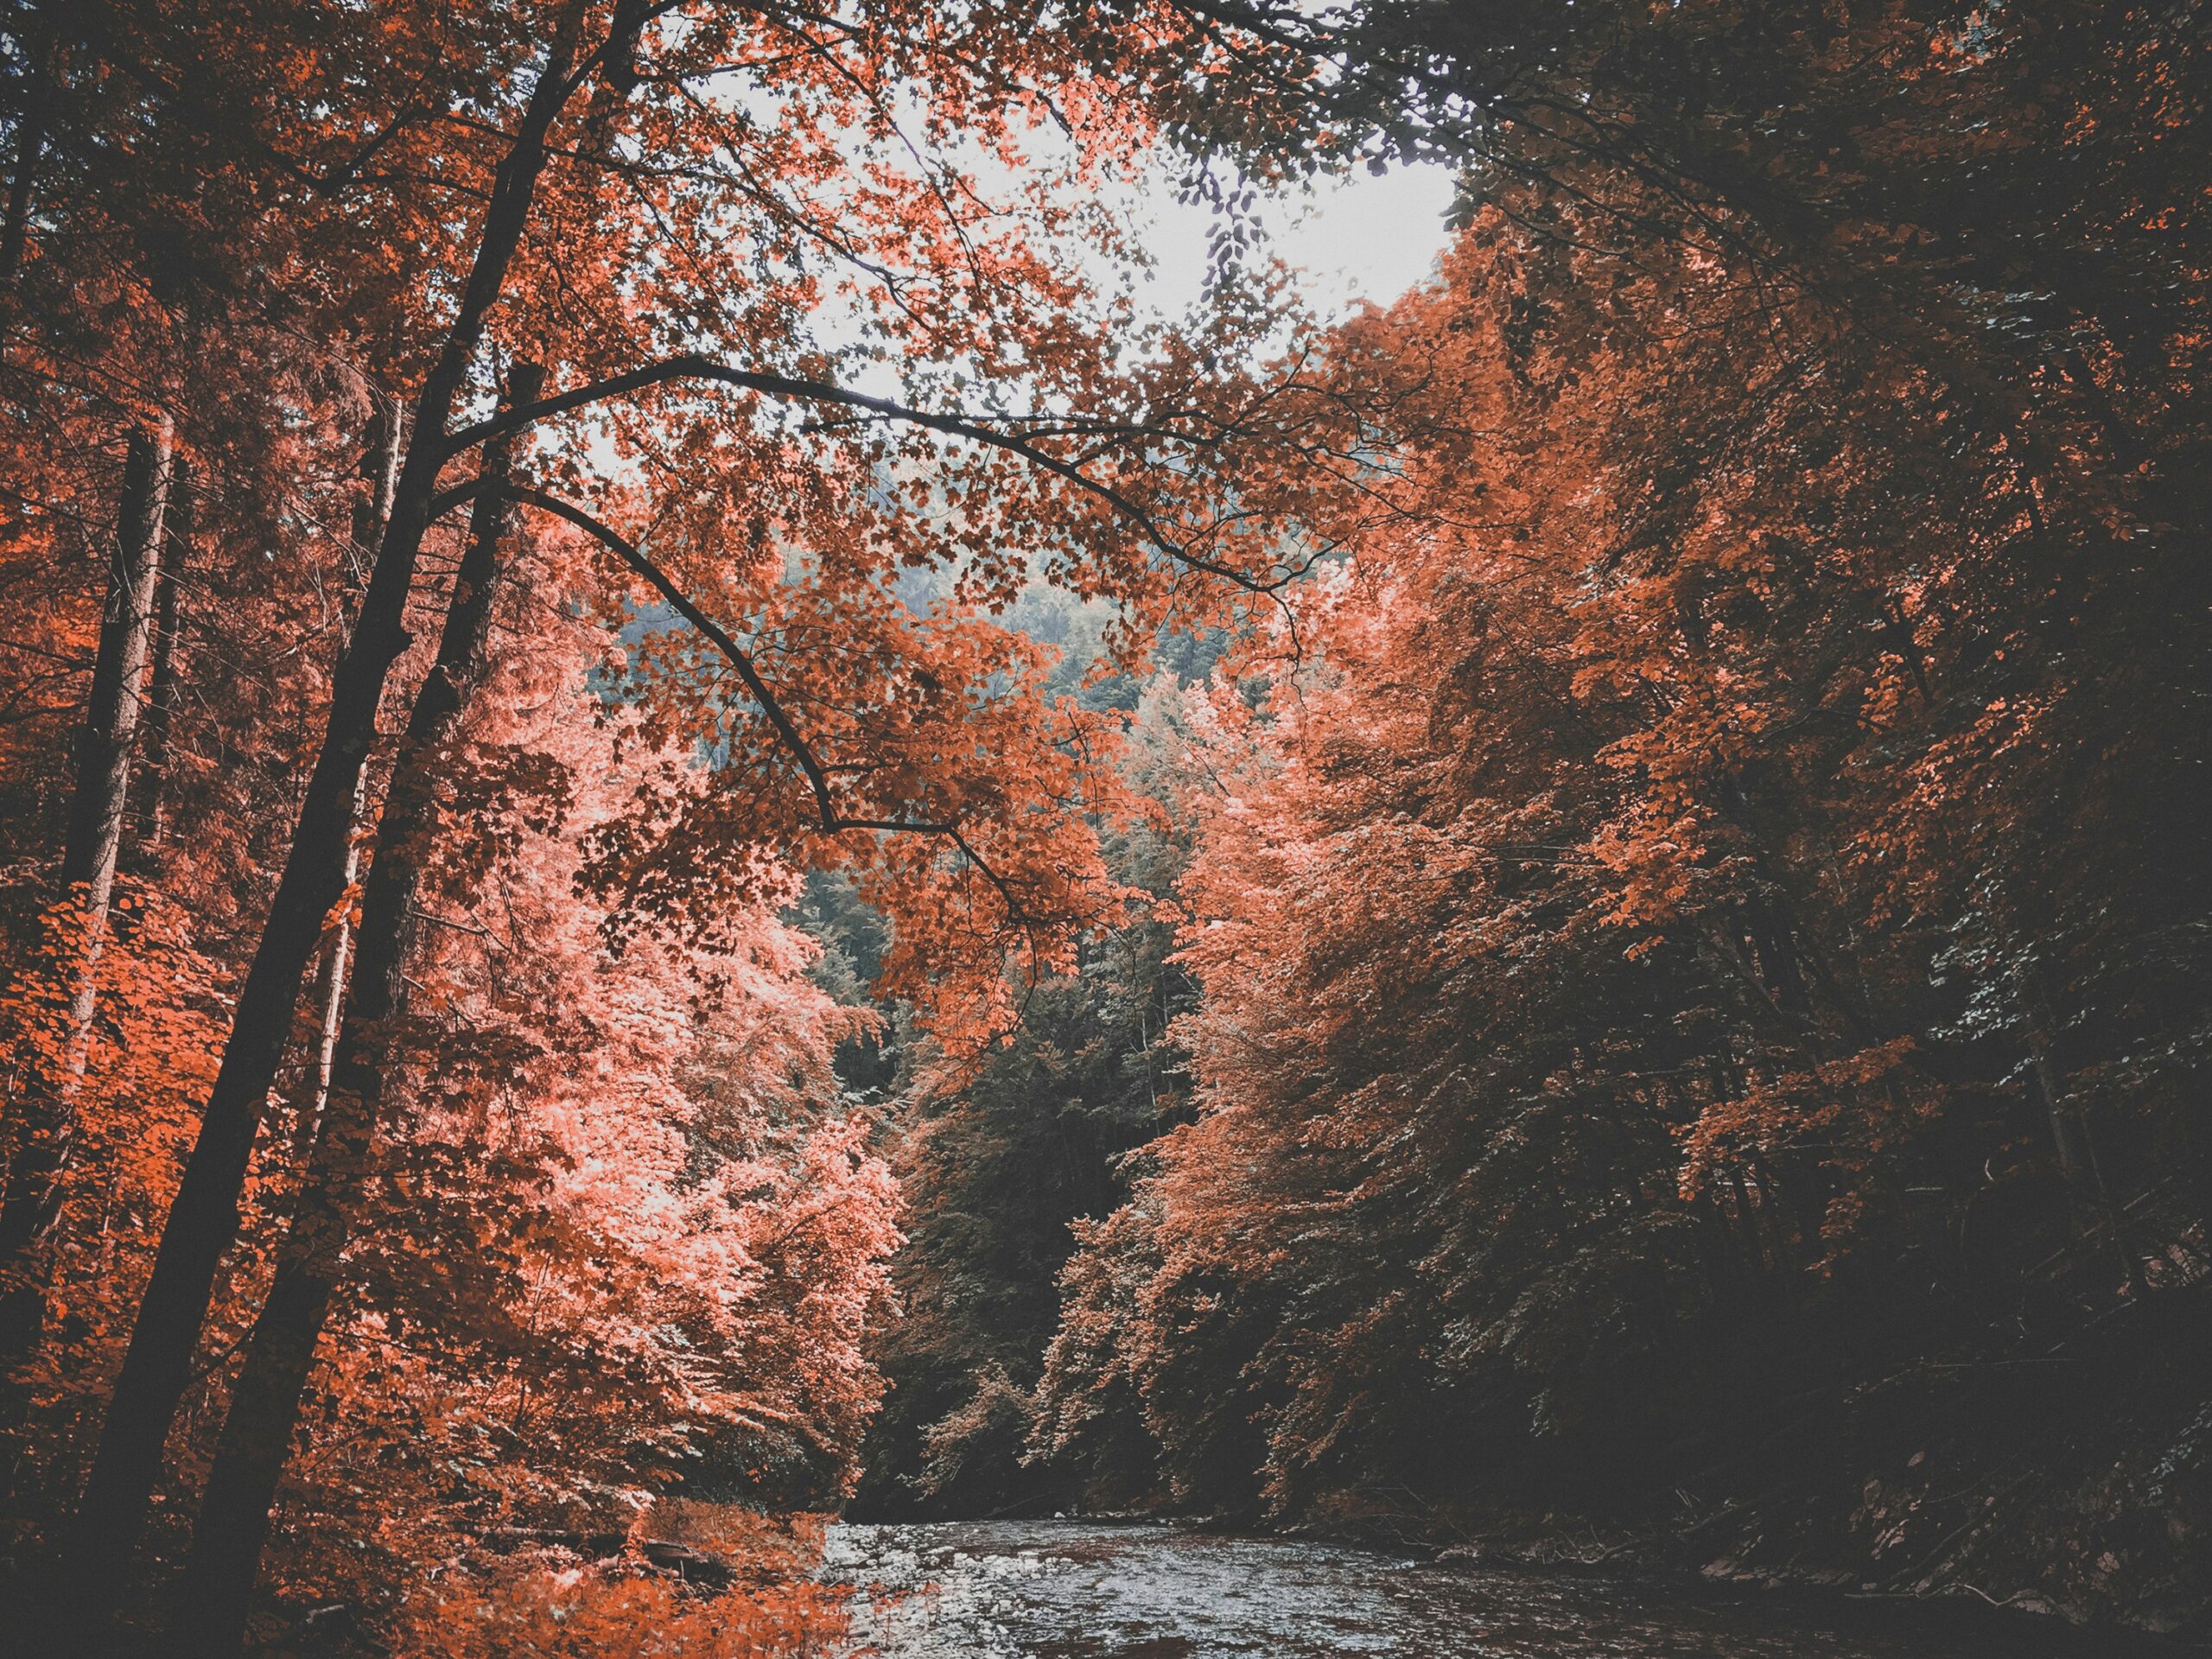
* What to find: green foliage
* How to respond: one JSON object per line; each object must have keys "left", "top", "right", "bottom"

{"left": 851, "top": 703, "right": 1198, "bottom": 1517}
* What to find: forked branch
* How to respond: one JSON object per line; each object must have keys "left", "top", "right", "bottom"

{"left": 425, "top": 476, "right": 1041, "bottom": 930}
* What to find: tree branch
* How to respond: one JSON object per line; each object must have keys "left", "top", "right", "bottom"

{"left": 436, "top": 353, "right": 1292, "bottom": 595}
{"left": 424, "top": 476, "right": 1041, "bottom": 929}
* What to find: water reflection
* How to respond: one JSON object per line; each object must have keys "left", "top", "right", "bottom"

{"left": 822, "top": 1519, "right": 2163, "bottom": 1658}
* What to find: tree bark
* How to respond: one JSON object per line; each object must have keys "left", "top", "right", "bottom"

{"left": 135, "top": 456, "right": 192, "bottom": 854}
{"left": 0, "top": 418, "right": 172, "bottom": 1353}
{"left": 165, "top": 362, "right": 541, "bottom": 1659}
{"left": 46, "top": 12, "right": 594, "bottom": 1648}
{"left": 300, "top": 404, "right": 404, "bottom": 1155}
{"left": 60, "top": 419, "right": 175, "bottom": 1058}
{"left": 1, "top": 32, "right": 48, "bottom": 288}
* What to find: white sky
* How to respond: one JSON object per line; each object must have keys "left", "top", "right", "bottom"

{"left": 1131, "top": 161, "right": 1460, "bottom": 321}
{"left": 838, "top": 158, "right": 1459, "bottom": 394}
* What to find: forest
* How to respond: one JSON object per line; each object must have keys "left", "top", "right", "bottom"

{"left": 0, "top": 1, "right": 2207, "bottom": 1655}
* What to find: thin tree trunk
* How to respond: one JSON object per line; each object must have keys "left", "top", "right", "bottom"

{"left": 298, "top": 777, "right": 365, "bottom": 1158}
{"left": 0, "top": 419, "right": 172, "bottom": 1352}
{"left": 60, "top": 419, "right": 175, "bottom": 1065}
{"left": 3, "top": 118, "right": 42, "bottom": 287}
{"left": 47, "top": 16, "right": 591, "bottom": 1649}
{"left": 299, "top": 404, "right": 403, "bottom": 1155}
{"left": 135, "top": 457, "right": 192, "bottom": 855}
{"left": 2, "top": 38, "right": 48, "bottom": 288}
{"left": 168, "top": 363, "right": 541, "bottom": 1659}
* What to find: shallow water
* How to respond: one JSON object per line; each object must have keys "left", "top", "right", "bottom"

{"left": 822, "top": 1519, "right": 2158, "bottom": 1658}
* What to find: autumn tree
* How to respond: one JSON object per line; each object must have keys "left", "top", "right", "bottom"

{"left": 2, "top": 0, "right": 1347, "bottom": 1649}
{"left": 232, "top": 615, "right": 902, "bottom": 1647}
{"left": 856, "top": 664, "right": 1207, "bottom": 1519}
{"left": 1030, "top": 1, "right": 2212, "bottom": 1560}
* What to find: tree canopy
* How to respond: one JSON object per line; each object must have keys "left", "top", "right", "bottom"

{"left": 2, "top": 0, "right": 2208, "bottom": 1649}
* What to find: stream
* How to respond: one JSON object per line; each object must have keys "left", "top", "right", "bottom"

{"left": 822, "top": 1519, "right": 2164, "bottom": 1658}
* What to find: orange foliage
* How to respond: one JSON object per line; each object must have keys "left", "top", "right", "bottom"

{"left": 1033, "top": 5, "right": 2212, "bottom": 1516}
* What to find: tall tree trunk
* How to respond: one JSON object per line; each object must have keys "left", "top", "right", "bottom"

{"left": 0, "top": 418, "right": 172, "bottom": 1352}
{"left": 60, "top": 418, "right": 175, "bottom": 1062}
{"left": 168, "top": 364, "right": 541, "bottom": 1659}
{"left": 46, "top": 15, "right": 594, "bottom": 1649}
{"left": 300, "top": 404, "right": 404, "bottom": 1155}
{"left": 1, "top": 32, "right": 48, "bottom": 288}
{"left": 135, "top": 456, "right": 192, "bottom": 855}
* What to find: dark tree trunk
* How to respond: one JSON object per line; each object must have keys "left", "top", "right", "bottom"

{"left": 0, "top": 418, "right": 173, "bottom": 1352}
{"left": 61, "top": 421, "right": 174, "bottom": 959}
{"left": 166, "top": 362, "right": 542, "bottom": 1659}
{"left": 46, "top": 14, "right": 592, "bottom": 1648}
{"left": 1, "top": 35, "right": 48, "bottom": 287}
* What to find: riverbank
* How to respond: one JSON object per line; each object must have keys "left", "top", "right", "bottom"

{"left": 1430, "top": 1294, "right": 2210, "bottom": 1645}
{"left": 853, "top": 1276, "right": 2212, "bottom": 1647}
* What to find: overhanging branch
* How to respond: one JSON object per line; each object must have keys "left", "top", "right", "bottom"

{"left": 425, "top": 475, "right": 1042, "bottom": 930}
{"left": 437, "top": 353, "right": 1294, "bottom": 595}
